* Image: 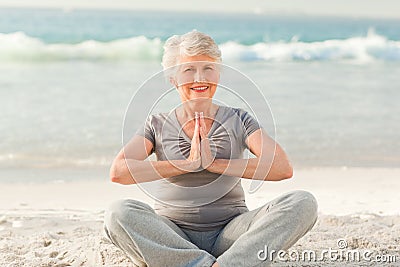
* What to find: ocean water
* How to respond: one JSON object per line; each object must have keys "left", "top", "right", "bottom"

{"left": 1, "top": 8, "right": 399, "bottom": 182}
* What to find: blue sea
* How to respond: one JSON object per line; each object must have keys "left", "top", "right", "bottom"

{"left": 1, "top": 8, "right": 399, "bottom": 182}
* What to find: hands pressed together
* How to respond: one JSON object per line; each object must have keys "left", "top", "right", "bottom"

{"left": 186, "top": 111, "right": 215, "bottom": 172}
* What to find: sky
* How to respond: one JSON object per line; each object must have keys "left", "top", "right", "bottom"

{"left": 0, "top": 0, "right": 399, "bottom": 19}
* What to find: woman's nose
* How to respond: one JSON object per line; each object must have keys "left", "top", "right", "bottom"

{"left": 194, "top": 70, "right": 205, "bottom": 82}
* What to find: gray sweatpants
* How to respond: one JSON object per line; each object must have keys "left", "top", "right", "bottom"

{"left": 103, "top": 190, "right": 318, "bottom": 267}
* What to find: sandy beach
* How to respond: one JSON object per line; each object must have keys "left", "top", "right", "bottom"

{"left": 1, "top": 4, "right": 399, "bottom": 266}
{"left": 1, "top": 167, "right": 399, "bottom": 266}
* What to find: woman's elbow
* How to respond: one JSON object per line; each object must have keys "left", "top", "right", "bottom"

{"left": 280, "top": 162, "right": 293, "bottom": 180}
{"left": 282, "top": 167, "right": 293, "bottom": 180}
{"left": 268, "top": 161, "right": 293, "bottom": 181}
{"left": 111, "top": 176, "right": 133, "bottom": 185}
{"left": 109, "top": 159, "right": 136, "bottom": 185}
{"left": 110, "top": 173, "right": 135, "bottom": 185}
{"left": 110, "top": 174, "right": 120, "bottom": 183}
{"left": 109, "top": 162, "right": 120, "bottom": 183}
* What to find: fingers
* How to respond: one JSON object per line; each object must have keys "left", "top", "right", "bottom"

{"left": 188, "top": 112, "right": 201, "bottom": 165}
{"left": 193, "top": 112, "right": 200, "bottom": 142}
{"left": 199, "top": 112, "right": 207, "bottom": 139}
{"left": 193, "top": 111, "right": 208, "bottom": 141}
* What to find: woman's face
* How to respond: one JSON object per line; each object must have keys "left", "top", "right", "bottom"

{"left": 173, "top": 54, "right": 220, "bottom": 102}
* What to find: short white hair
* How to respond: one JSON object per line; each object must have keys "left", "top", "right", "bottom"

{"left": 161, "top": 30, "right": 222, "bottom": 70}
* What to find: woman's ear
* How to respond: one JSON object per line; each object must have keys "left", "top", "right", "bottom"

{"left": 169, "top": 77, "right": 178, "bottom": 88}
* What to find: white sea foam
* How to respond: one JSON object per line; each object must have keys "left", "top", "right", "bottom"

{"left": 0, "top": 30, "right": 399, "bottom": 63}
{"left": 220, "top": 29, "right": 400, "bottom": 62}
{"left": 0, "top": 32, "right": 164, "bottom": 62}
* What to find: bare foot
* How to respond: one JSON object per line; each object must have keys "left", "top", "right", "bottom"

{"left": 212, "top": 262, "right": 219, "bottom": 267}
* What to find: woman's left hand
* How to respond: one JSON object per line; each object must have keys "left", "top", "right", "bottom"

{"left": 199, "top": 112, "right": 214, "bottom": 169}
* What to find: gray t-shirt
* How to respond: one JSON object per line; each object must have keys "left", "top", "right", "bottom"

{"left": 136, "top": 105, "right": 261, "bottom": 231}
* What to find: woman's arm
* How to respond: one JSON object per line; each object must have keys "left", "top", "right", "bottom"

{"left": 111, "top": 115, "right": 202, "bottom": 185}
{"left": 206, "top": 128, "right": 293, "bottom": 181}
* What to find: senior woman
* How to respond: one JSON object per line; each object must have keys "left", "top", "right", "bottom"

{"left": 103, "top": 30, "right": 318, "bottom": 267}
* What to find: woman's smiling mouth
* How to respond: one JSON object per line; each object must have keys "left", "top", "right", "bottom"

{"left": 190, "top": 86, "right": 209, "bottom": 92}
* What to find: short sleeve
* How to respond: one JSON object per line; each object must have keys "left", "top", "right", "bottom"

{"left": 238, "top": 109, "right": 262, "bottom": 145}
{"left": 135, "top": 115, "right": 156, "bottom": 151}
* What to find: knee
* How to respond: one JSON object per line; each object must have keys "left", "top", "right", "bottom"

{"left": 288, "top": 190, "right": 318, "bottom": 221}
{"left": 104, "top": 199, "right": 153, "bottom": 229}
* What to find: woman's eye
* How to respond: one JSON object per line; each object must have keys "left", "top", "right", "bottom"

{"left": 184, "top": 68, "right": 194, "bottom": 72}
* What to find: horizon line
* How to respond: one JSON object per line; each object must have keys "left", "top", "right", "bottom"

{"left": 1, "top": 5, "right": 400, "bottom": 20}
